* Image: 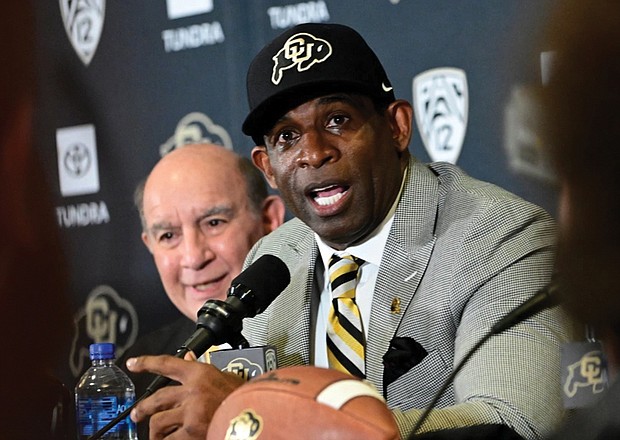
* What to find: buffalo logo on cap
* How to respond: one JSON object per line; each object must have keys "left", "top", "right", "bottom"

{"left": 271, "top": 32, "right": 332, "bottom": 85}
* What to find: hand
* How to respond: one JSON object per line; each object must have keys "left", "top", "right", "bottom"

{"left": 126, "top": 354, "right": 245, "bottom": 439}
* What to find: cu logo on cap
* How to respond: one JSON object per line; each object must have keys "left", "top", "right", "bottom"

{"left": 64, "top": 142, "right": 92, "bottom": 177}
{"left": 271, "top": 32, "right": 332, "bottom": 85}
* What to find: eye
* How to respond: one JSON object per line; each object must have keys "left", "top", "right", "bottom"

{"left": 271, "top": 128, "right": 300, "bottom": 150}
{"left": 207, "top": 219, "right": 224, "bottom": 227}
{"left": 202, "top": 217, "right": 228, "bottom": 233}
{"left": 326, "top": 113, "right": 350, "bottom": 130}
{"left": 157, "top": 231, "right": 175, "bottom": 243}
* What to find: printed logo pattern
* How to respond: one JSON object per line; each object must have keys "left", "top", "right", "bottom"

{"left": 60, "top": 0, "right": 105, "bottom": 66}
{"left": 563, "top": 350, "right": 607, "bottom": 398}
{"left": 413, "top": 67, "right": 468, "bottom": 164}
{"left": 225, "top": 410, "right": 263, "bottom": 440}
{"left": 223, "top": 358, "right": 264, "bottom": 381}
{"left": 160, "top": 112, "right": 233, "bottom": 156}
{"left": 272, "top": 32, "right": 332, "bottom": 85}
{"left": 56, "top": 124, "right": 100, "bottom": 197}
{"left": 70, "top": 285, "right": 138, "bottom": 377}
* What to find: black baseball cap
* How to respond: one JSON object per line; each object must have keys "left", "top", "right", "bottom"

{"left": 242, "top": 23, "right": 396, "bottom": 145}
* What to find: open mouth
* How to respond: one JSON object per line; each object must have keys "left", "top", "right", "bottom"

{"left": 192, "top": 283, "right": 212, "bottom": 292}
{"left": 187, "top": 274, "right": 226, "bottom": 293}
{"left": 309, "top": 184, "right": 350, "bottom": 207}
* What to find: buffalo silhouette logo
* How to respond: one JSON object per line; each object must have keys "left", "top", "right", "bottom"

{"left": 271, "top": 32, "right": 332, "bottom": 85}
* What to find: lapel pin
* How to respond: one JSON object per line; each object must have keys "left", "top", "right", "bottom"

{"left": 390, "top": 297, "right": 401, "bottom": 314}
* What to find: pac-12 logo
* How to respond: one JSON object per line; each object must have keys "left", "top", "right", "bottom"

{"left": 413, "top": 67, "right": 468, "bottom": 164}
{"left": 60, "top": 0, "right": 105, "bottom": 66}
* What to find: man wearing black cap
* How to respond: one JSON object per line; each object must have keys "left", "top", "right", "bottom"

{"left": 128, "top": 23, "right": 570, "bottom": 439}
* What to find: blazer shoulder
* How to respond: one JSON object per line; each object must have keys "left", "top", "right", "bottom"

{"left": 245, "top": 217, "right": 315, "bottom": 266}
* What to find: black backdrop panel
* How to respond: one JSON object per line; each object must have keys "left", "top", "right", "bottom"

{"left": 32, "top": 0, "right": 555, "bottom": 385}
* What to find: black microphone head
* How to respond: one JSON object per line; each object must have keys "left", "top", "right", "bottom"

{"left": 229, "top": 254, "right": 290, "bottom": 316}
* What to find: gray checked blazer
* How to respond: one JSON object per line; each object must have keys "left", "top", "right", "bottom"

{"left": 242, "top": 158, "right": 571, "bottom": 439}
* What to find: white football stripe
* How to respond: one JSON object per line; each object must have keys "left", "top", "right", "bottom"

{"left": 316, "top": 379, "right": 385, "bottom": 410}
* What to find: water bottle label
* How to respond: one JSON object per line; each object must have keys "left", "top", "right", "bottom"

{"left": 77, "top": 395, "right": 136, "bottom": 436}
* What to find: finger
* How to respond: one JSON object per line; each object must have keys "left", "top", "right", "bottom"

{"left": 149, "top": 405, "right": 208, "bottom": 440}
{"left": 148, "top": 406, "right": 182, "bottom": 440}
{"left": 126, "top": 355, "right": 196, "bottom": 383}
{"left": 183, "top": 350, "right": 197, "bottom": 361}
{"left": 131, "top": 384, "right": 185, "bottom": 423}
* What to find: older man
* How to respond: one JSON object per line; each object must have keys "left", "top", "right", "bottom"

{"left": 121, "top": 143, "right": 284, "bottom": 437}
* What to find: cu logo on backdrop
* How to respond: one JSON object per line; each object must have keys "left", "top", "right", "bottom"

{"left": 160, "top": 112, "right": 233, "bottom": 156}
{"left": 70, "top": 285, "right": 138, "bottom": 377}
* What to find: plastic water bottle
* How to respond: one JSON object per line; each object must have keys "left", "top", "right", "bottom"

{"left": 75, "top": 343, "right": 138, "bottom": 439}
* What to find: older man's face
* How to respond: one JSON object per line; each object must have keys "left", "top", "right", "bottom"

{"left": 142, "top": 146, "right": 266, "bottom": 320}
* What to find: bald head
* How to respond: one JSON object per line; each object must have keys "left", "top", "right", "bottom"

{"left": 135, "top": 144, "right": 267, "bottom": 231}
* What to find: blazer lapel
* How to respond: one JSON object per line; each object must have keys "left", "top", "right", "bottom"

{"left": 265, "top": 229, "right": 318, "bottom": 367}
{"left": 366, "top": 159, "right": 439, "bottom": 389}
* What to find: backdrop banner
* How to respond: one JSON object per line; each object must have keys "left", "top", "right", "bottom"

{"left": 32, "top": 0, "right": 556, "bottom": 386}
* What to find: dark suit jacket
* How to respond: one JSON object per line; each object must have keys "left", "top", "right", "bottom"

{"left": 118, "top": 317, "right": 195, "bottom": 440}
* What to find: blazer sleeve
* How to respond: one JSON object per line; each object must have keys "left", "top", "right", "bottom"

{"left": 392, "top": 195, "right": 573, "bottom": 440}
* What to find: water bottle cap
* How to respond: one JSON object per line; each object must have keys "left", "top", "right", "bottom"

{"left": 89, "top": 342, "right": 116, "bottom": 360}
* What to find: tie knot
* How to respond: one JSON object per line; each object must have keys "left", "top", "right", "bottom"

{"left": 329, "top": 254, "right": 364, "bottom": 299}
{"left": 329, "top": 253, "right": 364, "bottom": 268}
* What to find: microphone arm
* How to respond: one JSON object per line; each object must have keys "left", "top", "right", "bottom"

{"left": 408, "top": 281, "right": 559, "bottom": 438}
{"left": 490, "top": 282, "right": 559, "bottom": 334}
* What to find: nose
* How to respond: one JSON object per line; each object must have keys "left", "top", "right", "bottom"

{"left": 295, "top": 130, "right": 339, "bottom": 169}
{"left": 180, "top": 228, "right": 214, "bottom": 270}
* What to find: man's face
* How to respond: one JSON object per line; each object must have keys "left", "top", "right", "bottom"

{"left": 253, "top": 93, "right": 410, "bottom": 250}
{"left": 142, "top": 147, "right": 266, "bottom": 320}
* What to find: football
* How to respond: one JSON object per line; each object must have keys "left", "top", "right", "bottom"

{"left": 206, "top": 365, "right": 400, "bottom": 440}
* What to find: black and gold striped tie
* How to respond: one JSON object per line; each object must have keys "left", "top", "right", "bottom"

{"left": 326, "top": 253, "right": 366, "bottom": 378}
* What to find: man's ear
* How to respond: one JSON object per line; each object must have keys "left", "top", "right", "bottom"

{"left": 141, "top": 231, "right": 154, "bottom": 254}
{"left": 386, "top": 99, "right": 414, "bottom": 153}
{"left": 261, "top": 195, "right": 286, "bottom": 234}
{"left": 252, "top": 146, "right": 278, "bottom": 189}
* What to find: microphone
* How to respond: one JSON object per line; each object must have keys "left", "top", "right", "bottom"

{"left": 177, "top": 253, "right": 290, "bottom": 359}
{"left": 147, "top": 254, "right": 290, "bottom": 394}
{"left": 87, "top": 254, "right": 290, "bottom": 440}
{"left": 408, "top": 280, "right": 560, "bottom": 439}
